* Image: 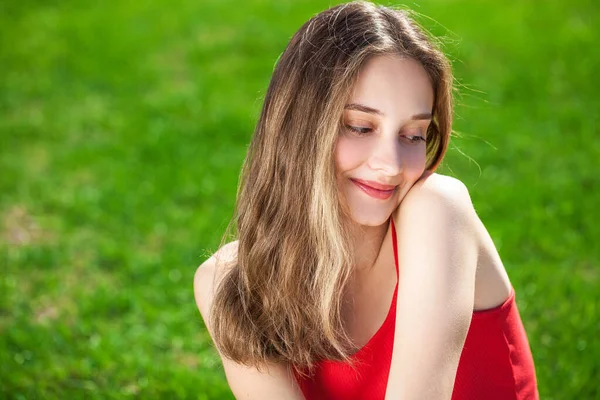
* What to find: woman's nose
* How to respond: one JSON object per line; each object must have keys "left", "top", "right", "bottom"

{"left": 366, "top": 135, "right": 402, "bottom": 176}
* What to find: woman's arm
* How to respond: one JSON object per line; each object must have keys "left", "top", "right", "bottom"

{"left": 194, "top": 246, "right": 306, "bottom": 400}
{"left": 386, "top": 173, "right": 479, "bottom": 400}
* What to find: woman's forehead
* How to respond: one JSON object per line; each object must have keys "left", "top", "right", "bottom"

{"left": 347, "top": 55, "right": 434, "bottom": 120}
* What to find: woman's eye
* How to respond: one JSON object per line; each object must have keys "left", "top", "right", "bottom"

{"left": 402, "top": 135, "right": 426, "bottom": 144}
{"left": 345, "top": 125, "right": 372, "bottom": 136}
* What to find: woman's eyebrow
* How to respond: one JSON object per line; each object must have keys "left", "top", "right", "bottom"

{"left": 344, "top": 103, "right": 432, "bottom": 120}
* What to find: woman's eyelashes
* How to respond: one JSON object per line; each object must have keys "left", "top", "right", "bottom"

{"left": 344, "top": 124, "right": 426, "bottom": 144}
{"left": 345, "top": 125, "right": 372, "bottom": 135}
{"left": 403, "top": 134, "right": 427, "bottom": 144}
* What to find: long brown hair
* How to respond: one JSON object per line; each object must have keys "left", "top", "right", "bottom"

{"left": 209, "top": 0, "right": 454, "bottom": 376}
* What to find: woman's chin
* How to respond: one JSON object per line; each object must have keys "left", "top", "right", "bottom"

{"left": 348, "top": 210, "right": 392, "bottom": 227}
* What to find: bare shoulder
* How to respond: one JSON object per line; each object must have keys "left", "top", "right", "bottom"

{"left": 407, "top": 171, "right": 471, "bottom": 203}
{"left": 395, "top": 171, "right": 476, "bottom": 221}
{"left": 193, "top": 240, "right": 239, "bottom": 328}
{"left": 193, "top": 240, "right": 305, "bottom": 399}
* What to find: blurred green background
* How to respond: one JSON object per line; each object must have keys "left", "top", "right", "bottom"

{"left": 1, "top": 0, "right": 598, "bottom": 398}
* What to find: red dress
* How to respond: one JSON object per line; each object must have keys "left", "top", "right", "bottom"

{"left": 293, "top": 218, "right": 539, "bottom": 399}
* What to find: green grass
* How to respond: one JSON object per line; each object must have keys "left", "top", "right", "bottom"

{"left": 1, "top": 0, "right": 598, "bottom": 398}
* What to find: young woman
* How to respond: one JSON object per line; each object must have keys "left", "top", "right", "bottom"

{"left": 194, "top": 1, "right": 539, "bottom": 399}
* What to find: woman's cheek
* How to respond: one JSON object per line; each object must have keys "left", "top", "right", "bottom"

{"left": 399, "top": 145, "right": 427, "bottom": 176}
{"left": 335, "top": 136, "right": 372, "bottom": 172}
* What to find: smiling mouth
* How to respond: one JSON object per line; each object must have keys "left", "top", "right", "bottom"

{"left": 350, "top": 179, "right": 397, "bottom": 200}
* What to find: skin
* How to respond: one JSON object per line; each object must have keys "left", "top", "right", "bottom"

{"left": 194, "top": 53, "right": 515, "bottom": 399}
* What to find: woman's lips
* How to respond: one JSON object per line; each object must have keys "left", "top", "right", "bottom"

{"left": 350, "top": 178, "right": 397, "bottom": 200}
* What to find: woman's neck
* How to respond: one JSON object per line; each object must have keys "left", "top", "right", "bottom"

{"left": 348, "top": 218, "right": 390, "bottom": 274}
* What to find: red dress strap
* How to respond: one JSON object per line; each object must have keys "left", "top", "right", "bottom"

{"left": 390, "top": 217, "right": 399, "bottom": 278}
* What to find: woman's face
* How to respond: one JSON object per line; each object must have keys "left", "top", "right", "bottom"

{"left": 335, "top": 54, "right": 434, "bottom": 227}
